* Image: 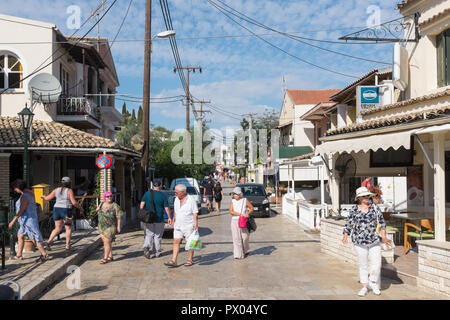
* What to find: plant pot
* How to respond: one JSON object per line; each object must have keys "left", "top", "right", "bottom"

{"left": 23, "top": 240, "right": 35, "bottom": 252}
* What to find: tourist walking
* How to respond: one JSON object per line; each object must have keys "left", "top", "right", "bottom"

{"left": 203, "top": 178, "right": 214, "bottom": 211}
{"left": 9, "top": 179, "right": 49, "bottom": 261}
{"left": 229, "top": 187, "right": 254, "bottom": 259}
{"left": 42, "top": 177, "right": 84, "bottom": 252}
{"left": 213, "top": 181, "right": 224, "bottom": 213}
{"left": 164, "top": 184, "right": 199, "bottom": 267}
{"left": 140, "top": 181, "right": 171, "bottom": 259}
{"left": 342, "top": 186, "right": 391, "bottom": 297}
{"left": 96, "top": 191, "right": 123, "bottom": 264}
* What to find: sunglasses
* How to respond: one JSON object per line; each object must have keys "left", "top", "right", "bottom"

{"left": 106, "top": 196, "right": 113, "bottom": 198}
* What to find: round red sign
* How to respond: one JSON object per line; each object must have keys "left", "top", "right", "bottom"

{"left": 96, "top": 154, "right": 113, "bottom": 169}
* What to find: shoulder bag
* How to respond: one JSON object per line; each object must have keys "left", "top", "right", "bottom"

{"left": 238, "top": 198, "right": 248, "bottom": 228}
{"left": 138, "top": 190, "right": 157, "bottom": 224}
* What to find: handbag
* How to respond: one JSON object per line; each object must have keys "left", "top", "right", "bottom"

{"left": 138, "top": 190, "right": 157, "bottom": 224}
{"left": 374, "top": 205, "right": 393, "bottom": 250}
{"left": 238, "top": 198, "right": 248, "bottom": 228}
{"left": 246, "top": 216, "right": 257, "bottom": 233}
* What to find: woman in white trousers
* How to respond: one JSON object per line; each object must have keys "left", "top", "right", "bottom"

{"left": 342, "top": 187, "right": 391, "bottom": 297}
{"left": 229, "top": 187, "right": 254, "bottom": 259}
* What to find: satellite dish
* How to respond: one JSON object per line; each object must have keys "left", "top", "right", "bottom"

{"left": 28, "top": 73, "right": 62, "bottom": 104}
{"left": 131, "top": 134, "right": 144, "bottom": 151}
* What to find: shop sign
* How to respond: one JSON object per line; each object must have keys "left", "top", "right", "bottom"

{"left": 357, "top": 86, "right": 380, "bottom": 115}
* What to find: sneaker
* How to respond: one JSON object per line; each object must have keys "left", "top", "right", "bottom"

{"left": 358, "top": 287, "right": 368, "bottom": 297}
{"left": 368, "top": 282, "right": 381, "bottom": 295}
{"left": 143, "top": 248, "right": 151, "bottom": 259}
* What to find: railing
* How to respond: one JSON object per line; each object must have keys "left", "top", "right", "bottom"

{"left": 57, "top": 96, "right": 101, "bottom": 121}
{"left": 282, "top": 193, "right": 329, "bottom": 230}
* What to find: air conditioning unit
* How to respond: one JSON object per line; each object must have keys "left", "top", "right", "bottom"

{"left": 393, "top": 43, "right": 409, "bottom": 91}
{"left": 379, "top": 80, "right": 394, "bottom": 106}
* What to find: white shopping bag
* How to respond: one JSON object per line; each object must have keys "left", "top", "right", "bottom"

{"left": 185, "top": 230, "right": 202, "bottom": 251}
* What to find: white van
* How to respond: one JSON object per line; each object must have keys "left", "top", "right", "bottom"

{"left": 170, "top": 178, "right": 202, "bottom": 207}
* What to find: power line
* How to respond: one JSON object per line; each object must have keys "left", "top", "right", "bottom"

{"left": 206, "top": 0, "right": 359, "bottom": 79}
{"left": 209, "top": 0, "right": 389, "bottom": 65}
{"left": 109, "top": 0, "right": 134, "bottom": 48}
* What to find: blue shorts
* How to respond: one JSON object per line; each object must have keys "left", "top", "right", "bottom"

{"left": 53, "top": 207, "right": 72, "bottom": 221}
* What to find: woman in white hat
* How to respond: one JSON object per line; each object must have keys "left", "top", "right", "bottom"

{"left": 342, "top": 186, "right": 391, "bottom": 297}
{"left": 42, "top": 177, "right": 84, "bottom": 252}
{"left": 229, "top": 186, "right": 254, "bottom": 259}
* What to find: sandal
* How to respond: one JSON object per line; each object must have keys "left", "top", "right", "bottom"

{"left": 11, "top": 255, "right": 23, "bottom": 261}
{"left": 46, "top": 243, "right": 52, "bottom": 251}
{"left": 37, "top": 254, "right": 49, "bottom": 262}
{"left": 184, "top": 260, "right": 193, "bottom": 267}
{"left": 107, "top": 257, "right": 114, "bottom": 261}
{"left": 164, "top": 260, "right": 177, "bottom": 267}
{"left": 100, "top": 258, "right": 110, "bottom": 265}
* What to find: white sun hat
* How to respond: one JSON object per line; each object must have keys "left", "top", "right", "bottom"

{"left": 354, "top": 186, "right": 375, "bottom": 201}
{"left": 232, "top": 187, "right": 242, "bottom": 195}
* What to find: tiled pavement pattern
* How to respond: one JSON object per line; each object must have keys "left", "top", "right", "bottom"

{"left": 39, "top": 185, "right": 446, "bottom": 300}
{"left": 0, "top": 229, "right": 99, "bottom": 298}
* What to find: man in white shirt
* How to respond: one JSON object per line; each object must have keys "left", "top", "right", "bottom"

{"left": 164, "top": 184, "right": 199, "bottom": 267}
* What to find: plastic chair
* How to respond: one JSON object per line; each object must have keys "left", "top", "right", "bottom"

{"left": 403, "top": 219, "right": 450, "bottom": 255}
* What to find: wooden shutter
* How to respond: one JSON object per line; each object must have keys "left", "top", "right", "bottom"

{"left": 437, "top": 31, "right": 445, "bottom": 87}
{"left": 445, "top": 29, "right": 450, "bottom": 86}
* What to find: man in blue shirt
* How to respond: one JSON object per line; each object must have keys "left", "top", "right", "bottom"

{"left": 140, "top": 181, "right": 171, "bottom": 259}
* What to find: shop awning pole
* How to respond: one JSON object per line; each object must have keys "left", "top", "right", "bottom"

{"left": 414, "top": 134, "right": 434, "bottom": 171}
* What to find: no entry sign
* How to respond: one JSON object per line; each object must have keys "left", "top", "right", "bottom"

{"left": 96, "top": 154, "right": 113, "bottom": 169}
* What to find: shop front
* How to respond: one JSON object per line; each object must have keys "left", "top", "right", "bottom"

{"left": 317, "top": 112, "right": 450, "bottom": 296}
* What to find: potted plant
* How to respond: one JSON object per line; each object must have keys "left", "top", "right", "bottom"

{"left": 23, "top": 235, "right": 35, "bottom": 252}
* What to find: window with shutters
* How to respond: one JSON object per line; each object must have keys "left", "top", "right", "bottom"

{"left": 0, "top": 53, "right": 23, "bottom": 89}
{"left": 437, "top": 29, "right": 450, "bottom": 87}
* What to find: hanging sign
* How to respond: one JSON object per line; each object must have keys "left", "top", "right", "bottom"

{"left": 96, "top": 154, "right": 113, "bottom": 169}
{"left": 356, "top": 86, "right": 380, "bottom": 115}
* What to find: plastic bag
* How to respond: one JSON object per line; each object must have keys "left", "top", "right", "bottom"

{"left": 185, "top": 230, "right": 202, "bottom": 251}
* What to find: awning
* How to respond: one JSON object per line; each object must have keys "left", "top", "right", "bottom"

{"left": 413, "top": 123, "right": 450, "bottom": 135}
{"left": 316, "top": 129, "right": 415, "bottom": 155}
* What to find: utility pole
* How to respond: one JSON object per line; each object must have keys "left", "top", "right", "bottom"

{"left": 242, "top": 113, "right": 257, "bottom": 169}
{"left": 142, "top": 0, "right": 151, "bottom": 191}
{"left": 192, "top": 100, "right": 211, "bottom": 126}
{"left": 173, "top": 66, "right": 202, "bottom": 132}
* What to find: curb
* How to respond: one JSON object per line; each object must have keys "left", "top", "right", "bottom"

{"left": 20, "top": 235, "right": 102, "bottom": 300}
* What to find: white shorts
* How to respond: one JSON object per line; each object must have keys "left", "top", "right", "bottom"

{"left": 173, "top": 224, "right": 194, "bottom": 240}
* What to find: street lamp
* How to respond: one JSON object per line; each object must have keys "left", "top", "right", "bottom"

{"left": 150, "top": 30, "right": 176, "bottom": 53}
{"left": 18, "top": 104, "right": 34, "bottom": 187}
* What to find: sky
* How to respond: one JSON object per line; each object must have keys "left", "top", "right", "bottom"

{"left": 1, "top": 0, "right": 402, "bottom": 139}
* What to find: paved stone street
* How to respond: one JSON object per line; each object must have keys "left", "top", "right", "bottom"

{"left": 38, "top": 184, "right": 445, "bottom": 300}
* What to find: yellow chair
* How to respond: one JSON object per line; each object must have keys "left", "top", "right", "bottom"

{"left": 403, "top": 219, "right": 450, "bottom": 255}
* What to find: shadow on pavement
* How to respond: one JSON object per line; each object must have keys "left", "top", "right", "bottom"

{"left": 195, "top": 251, "right": 233, "bottom": 266}
{"left": 249, "top": 245, "right": 277, "bottom": 256}
{"left": 57, "top": 285, "right": 108, "bottom": 300}
{"left": 198, "top": 227, "right": 213, "bottom": 237}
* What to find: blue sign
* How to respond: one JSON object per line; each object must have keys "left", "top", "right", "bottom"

{"left": 357, "top": 86, "right": 381, "bottom": 115}
{"left": 360, "top": 86, "right": 379, "bottom": 104}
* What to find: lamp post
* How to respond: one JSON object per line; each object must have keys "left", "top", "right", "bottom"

{"left": 18, "top": 104, "right": 34, "bottom": 188}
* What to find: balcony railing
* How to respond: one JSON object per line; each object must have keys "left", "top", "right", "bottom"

{"left": 57, "top": 96, "right": 101, "bottom": 121}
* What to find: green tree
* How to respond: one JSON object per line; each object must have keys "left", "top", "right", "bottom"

{"left": 131, "top": 109, "right": 136, "bottom": 120}
{"left": 137, "top": 105, "right": 143, "bottom": 124}
{"left": 121, "top": 102, "right": 127, "bottom": 115}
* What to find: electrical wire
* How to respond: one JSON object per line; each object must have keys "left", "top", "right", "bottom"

{"left": 109, "top": 0, "right": 133, "bottom": 49}
{"left": 0, "top": 0, "right": 119, "bottom": 96}
{"left": 209, "top": 0, "right": 389, "bottom": 65}
{"left": 206, "top": 0, "right": 360, "bottom": 79}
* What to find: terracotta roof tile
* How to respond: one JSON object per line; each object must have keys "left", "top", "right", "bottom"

{"left": 360, "top": 88, "right": 450, "bottom": 115}
{"left": 397, "top": 0, "right": 420, "bottom": 10}
{"left": 0, "top": 117, "right": 139, "bottom": 155}
{"left": 286, "top": 89, "right": 340, "bottom": 105}
{"left": 418, "top": 8, "right": 450, "bottom": 28}
{"left": 326, "top": 104, "right": 450, "bottom": 136}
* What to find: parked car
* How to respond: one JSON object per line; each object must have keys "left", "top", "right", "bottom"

{"left": 186, "top": 186, "right": 202, "bottom": 209}
{"left": 236, "top": 183, "right": 272, "bottom": 217}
